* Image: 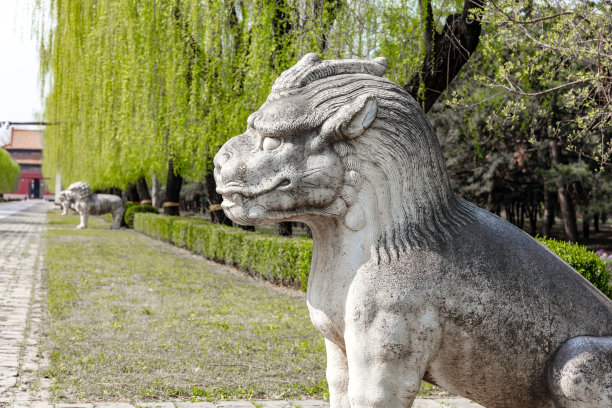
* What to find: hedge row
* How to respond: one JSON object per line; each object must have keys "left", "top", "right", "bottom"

{"left": 536, "top": 236, "right": 611, "bottom": 297}
{"left": 134, "top": 213, "right": 610, "bottom": 297}
{"left": 134, "top": 213, "right": 312, "bottom": 290}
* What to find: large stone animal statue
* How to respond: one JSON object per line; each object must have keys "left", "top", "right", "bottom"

{"left": 65, "top": 182, "right": 124, "bottom": 229}
{"left": 213, "top": 54, "right": 612, "bottom": 408}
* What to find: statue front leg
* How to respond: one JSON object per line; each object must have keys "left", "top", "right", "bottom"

{"left": 325, "top": 339, "right": 350, "bottom": 408}
{"left": 344, "top": 312, "right": 439, "bottom": 408}
{"left": 77, "top": 212, "right": 89, "bottom": 229}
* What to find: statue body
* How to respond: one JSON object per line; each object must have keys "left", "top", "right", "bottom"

{"left": 213, "top": 54, "right": 612, "bottom": 408}
{"left": 62, "top": 182, "right": 124, "bottom": 229}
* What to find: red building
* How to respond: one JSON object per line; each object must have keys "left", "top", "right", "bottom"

{"left": 2, "top": 127, "right": 52, "bottom": 199}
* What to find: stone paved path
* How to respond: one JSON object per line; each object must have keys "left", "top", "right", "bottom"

{"left": 0, "top": 201, "right": 483, "bottom": 408}
{"left": 0, "top": 200, "right": 51, "bottom": 407}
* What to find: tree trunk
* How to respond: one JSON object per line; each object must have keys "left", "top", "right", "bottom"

{"left": 164, "top": 159, "right": 183, "bottom": 216}
{"left": 543, "top": 182, "right": 555, "bottom": 238}
{"left": 205, "top": 172, "right": 232, "bottom": 226}
{"left": 594, "top": 213, "right": 599, "bottom": 232}
{"left": 151, "top": 175, "right": 161, "bottom": 209}
{"left": 136, "top": 177, "right": 151, "bottom": 205}
{"left": 529, "top": 206, "right": 537, "bottom": 236}
{"left": 404, "top": 0, "right": 484, "bottom": 112}
{"left": 550, "top": 141, "right": 578, "bottom": 242}
{"left": 125, "top": 182, "right": 140, "bottom": 203}
{"left": 582, "top": 209, "right": 590, "bottom": 240}
{"left": 275, "top": 222, "right": 293, "bottom": 237}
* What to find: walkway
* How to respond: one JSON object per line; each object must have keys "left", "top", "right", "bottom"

{"left": 0, "top": 201, "right": 483, "bottom": 408}
{"left": 0, "top": 200, "right": 50, "bottom": 407}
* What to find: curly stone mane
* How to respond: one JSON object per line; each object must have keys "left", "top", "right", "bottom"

{"left": 252, "top": 53, "right": 475, "bottom": 261}
{"left": 67, "top": 181, "right": 93, "bottom": 201}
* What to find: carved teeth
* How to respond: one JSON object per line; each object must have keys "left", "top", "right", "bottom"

{"left": 231, "top": 193, "right": 243, "bottom": 206}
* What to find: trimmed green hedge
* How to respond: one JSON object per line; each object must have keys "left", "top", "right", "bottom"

{"left": 135, "top": 214, "right": 312, "bottom": 290}
{"left": 133, "top": 213, "right": 173, "bottom": 242}
{"left": 134, "top": 213, "right": 610, "bottom": 297}
{"left": 537, "top": 237, "right": 611, "bottom": 298}
{"left": 124, "top": 204, "right": 159, "bottom": 228}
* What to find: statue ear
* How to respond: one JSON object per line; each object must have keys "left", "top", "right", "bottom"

{"left": 322, "top": 94, "right": 377, "bottom": 141}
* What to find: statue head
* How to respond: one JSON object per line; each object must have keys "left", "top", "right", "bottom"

{"left": 67, "top": 181, "right": 92, "bottom": 202}
{"left": 214, "top": 54, "right": 469, "bottom": 256}
{"left": 57, "top": 190, "right": 73, "bottom": 215}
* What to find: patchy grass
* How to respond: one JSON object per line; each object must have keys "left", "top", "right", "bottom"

{"left": 44, "top": 211, "right": 327, "bottom": 402}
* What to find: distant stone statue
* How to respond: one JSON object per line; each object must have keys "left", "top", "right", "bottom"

{"left": 64, "top": 181, "right": 124, "bottom": 229}
{"left": 213, "top": 54, "right": 612, "bottom": 408}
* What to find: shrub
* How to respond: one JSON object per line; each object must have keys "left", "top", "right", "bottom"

{"left": 124, "top": 204, "right": 159, "bottom": 228}
{"left": 135, "top": 214, "right": 312, "bottom": 290}
{"left": 134, "top": 213, "right": 611, "bottom": 297}
{"left": 537, "top": 237, "right": 611, "bottom": 298}
{"left": 133, "top": 213, "right": 172, "bottom": 242}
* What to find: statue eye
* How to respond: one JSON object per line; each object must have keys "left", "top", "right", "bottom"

{"left": 262, "top": 137, "right": 281, "bottom": 151}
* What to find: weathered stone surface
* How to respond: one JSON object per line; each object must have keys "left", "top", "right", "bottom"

{"left": 0, "top": 201, "right": 49, "bottom": 406}
{"left": 214, "top": 402, "right": 256, "bottom": 408}
{"left": 59, "top": 182, "right": 124, "bottom": 229}
{"left": 214, "top": 53, "right": 612, "bottom": 408}
{"left": 412, "top": 399, "right": 481, "bottom": 408}
{"left": 251, "top": 401, "right": 291, "bottom": 408}
{"left": 175, "top": 402, "right": 216, "bottom": 408}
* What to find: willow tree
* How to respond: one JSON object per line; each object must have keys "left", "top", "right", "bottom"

{"left": 37, "top": 0, "right": 484, "bottom": 220}
{"left": 0, "top": 148, "right": 19, "bottom": 194}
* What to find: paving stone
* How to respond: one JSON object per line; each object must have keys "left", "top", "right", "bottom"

{"left": 0, "top": 201, "right": 50, "bottom": 405}
{"left": 288, "top": 401, "right": 328, "bottom": 408}
{"left": 95, "top": 403, "right": 136, "bottom": 408}
{"left": 214, "top": 402, "right": 256, "bottom": 408}
{"left": 412, "top": 398, "right": 484, "bottom": 408}
{"left": 55, "top": 404, "right": 95, "bottom": 408}
{"left": 175, "top": 403, "right": 216, "bottom": 408}
{"left": 251, "top": 401, "right": 290, "bottom": 408}
{"left": 134, "top": 403, "right": 176, "bottom": 408}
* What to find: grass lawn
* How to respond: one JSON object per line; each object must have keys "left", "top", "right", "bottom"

{"left": 44, "top": 211, "right": 327, "bottom": 402}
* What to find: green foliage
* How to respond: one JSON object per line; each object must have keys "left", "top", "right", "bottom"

{"left": 124, "top": 204, "right": 159, "bottom": 228}
{"left": 36, "top": 0, "right": 466, "bottom": 189}
{"left": 0, "top": 148, "right": 19, "bottom": 194}
{"left": 136, "top": 214, "right": 612, "bottom": 298}
{"left": 135, "top": 214, "right": 312, "bottom": 290}
{"left": 452, "top": 0, "right": 612, "bottom": 166}
{"left": 133, "top": 213, "right": 172, "bottom": 242}
{"left": 537, "top": 237, "right": 611, "bottom": 298}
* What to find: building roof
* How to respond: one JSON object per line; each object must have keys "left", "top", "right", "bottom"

{"left": 15, "top": 158, "right": 42, "bottom": 165}
{"left": 2, "top": 128, "right": 43, "bottom": 151}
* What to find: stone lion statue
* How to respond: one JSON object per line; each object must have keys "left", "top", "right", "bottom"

{"left": 213, "top": 54, "right": 612, "bottom": 408}
{"left": 63, "top": 181, "right": 124, "bottom": 229}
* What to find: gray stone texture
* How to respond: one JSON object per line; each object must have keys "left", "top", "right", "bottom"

{"left": 0, "top": 201, "right": 50, "bottom": 408}
{"left": 214, "top": 53, "right": 612, "bottom": 408}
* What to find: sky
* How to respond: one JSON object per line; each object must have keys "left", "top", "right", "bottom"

{"left": 0, "top": 0, "right": 43, "bottom": 124}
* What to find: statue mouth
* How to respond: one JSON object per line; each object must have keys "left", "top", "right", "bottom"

{"left": 221, "top": 193, "right": 244, "bottom": 209}
{"left": 217, "top": 178, "right": 292, "bottom": 209}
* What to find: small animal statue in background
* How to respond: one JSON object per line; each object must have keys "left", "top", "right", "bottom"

{"left": 62, "top": 181, "right": 124, "bottom": 229}
{"left": 214, "top": 53, "right": 612, "bottom": 408}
